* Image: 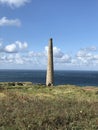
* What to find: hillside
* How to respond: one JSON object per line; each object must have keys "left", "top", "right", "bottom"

{"left": 0, "top": 82, "right": 98, "bottom": 130}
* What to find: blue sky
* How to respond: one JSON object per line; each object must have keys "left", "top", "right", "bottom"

{"left": 0, "top": 0, "right": 98, "bottom": 70}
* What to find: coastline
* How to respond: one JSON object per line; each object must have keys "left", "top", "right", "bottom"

{"left": 0, "top": 70, "right": 98, "bottom": 86}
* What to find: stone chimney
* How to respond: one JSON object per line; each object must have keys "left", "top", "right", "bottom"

{"left": 46, "top": 38, "right": 54, "bottom": 86}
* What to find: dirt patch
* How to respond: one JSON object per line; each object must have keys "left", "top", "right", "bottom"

{"left": 36, "top": 93, "right": 54, "bottom": 99}
{"left": 0, "top": 92, "right": 6, "bottom": 99}
{"left": 83, "top": 87, "right": 98, "bottom": 91}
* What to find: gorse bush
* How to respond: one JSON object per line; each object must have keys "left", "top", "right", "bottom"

{"left": 0, "top": 85, "right": 98, "bottom": 130}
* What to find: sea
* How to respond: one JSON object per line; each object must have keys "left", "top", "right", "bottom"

{"left": 0, "top": 70, "right": 98, "bottom": 86}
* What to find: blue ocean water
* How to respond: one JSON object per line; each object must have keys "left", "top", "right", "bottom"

{"left": 0, "top": 70, "right": 98, "bottom": 86}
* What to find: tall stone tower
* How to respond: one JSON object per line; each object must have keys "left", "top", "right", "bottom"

{"left": 46, "top": 38, "right": 54, "bottom": 86}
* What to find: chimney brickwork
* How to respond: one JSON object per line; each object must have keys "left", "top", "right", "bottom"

{"left": 46, "top": 38, "right": 54, "bottom": 86}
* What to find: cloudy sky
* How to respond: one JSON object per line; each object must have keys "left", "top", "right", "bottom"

{"left": 0, "top": 0, "right": 98, "bottom": 70}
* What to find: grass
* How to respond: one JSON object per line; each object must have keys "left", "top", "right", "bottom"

{"left": 0, "top": 83, "right": 98, "bottom": 130}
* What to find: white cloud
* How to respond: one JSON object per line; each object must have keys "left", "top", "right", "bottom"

{"left": 0, "top": 40, "right": 28, "bottom": 65}
{"left": 93, "top": 55, "right": 98, "bottom": 60}
{"left": 3, "top": 41, "right": 28, "bottom": 53}
{"left": 15, "top": 54, "right": 24, "bottom": 64}
{"left": 0, "top": 53, "right": 26, "bottom": 64}
{"left": 54, "top": 54, "right": 72, "bottom": 64}
{"left": 6, "top": 54, "right": 14, "bottom": 63}
{"left": 83, "top": 46, "right": 97, "bottom": 51}
{"left": 0, "top": 0, "right": 30, "bottom": 8}
{"left": 28, "top": 51, "right": 35, "bottom": 57}
{"left": 4, "top": 44, "right": 17, "bottom": 53}
{"left": 61, "top": 55, "right": 71, "bottom": 63}
{"left": 53, "top": 47, "right": 64, "bottom": 58}
{"left": 0, "top": 54, "right": 6, "bottom": 62}
{"left": 15, "top": 41, "right": 28, "bottom": 49}
{"left": 1, "top": 44, "right": 98, "bottom": 69}
{"left": 0, "top": 41, "right": 3, "bottom": 51}
{"left": 0, "top": 17, "right": 21, "bottom": 27}
{"left": 0, "top": 42, "right": 2, "bottom": 47}
{"left": 75, "top": 47, "right": 98, "bottom": 66}
{"left": 28, "top": 51, "right": 45, "bottom": 57}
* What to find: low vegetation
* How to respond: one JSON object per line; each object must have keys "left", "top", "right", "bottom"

{"left": 0, "top": 82, "right": 98, "bottom": 130}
